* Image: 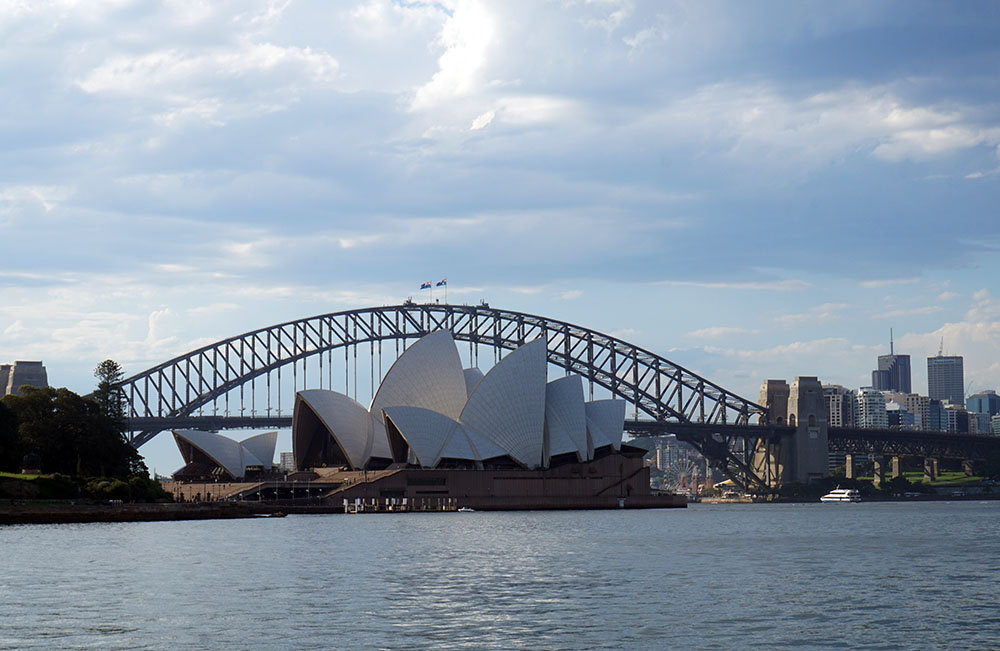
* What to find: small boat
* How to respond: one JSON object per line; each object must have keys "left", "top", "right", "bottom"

{"left": 268, "top": 511, "right": 287, "bottom": 517}
{"left": 457, "top": 507, "right": 475, "bottom": 512}
{"left": 820, "top": 487, "right": 861, "bottom": 503}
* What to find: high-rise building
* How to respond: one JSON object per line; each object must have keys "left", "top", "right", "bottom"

{"left": 971, "top": 412, "right": 991, "bottom": 434}
{"left": 823, "top": 385, "right": 856, "bottom": 428}
{"left": 967, "top": 390, "right": 1000, "bottom": 417}
{"left": 927, "top": 354, "right": 964, "bottom": 404}
{"left": 927, "top": 399, "right": 948, "bottom": 431}
{"left": 855, "top": 387, "right": 888, "bottom": 429}
{"left": 883, "top": 392, "right": 928, "bottom": 430}
{"left": 871, "top": 331, "right": 911, "bottom": 393}
{"left": 992, "top": 415, "right": 1000, "bottom": 435}
{"left": 886, "top": 401, "right": 916, "bottom": 430}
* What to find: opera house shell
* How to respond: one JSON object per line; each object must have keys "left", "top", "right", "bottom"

{"left": 164, "top": 331, "right": 683, "bottom": 509}
{"left": 293, "top": 331, "right": 626, "bottom": 472}
{"left": 172, "top": 429, "right": 277, "bottom": 481}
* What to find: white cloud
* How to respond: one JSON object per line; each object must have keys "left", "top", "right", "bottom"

{"left": 774, "top": 303, "right": 849, "bottom": 327}
{"left": 656, "top": 279, "right": 812, "bottom": 292}
{"left": 0, "top": 185, "right": 72, "bottom": 213}
{"left": 470, "top": 109, "right": 495, "bottom": 130}
{"left": 186, "top": 302, "right": 240, "bottom": 316}
{"left": 704, "top": 337, "right": 857, "bottom": 362}
{"left": 609, "top": 327, "right": 639, "bottom": 339}
{"left": 76, "top": 42, "right": 338, "bottom": 125}
{"left": 575, "top": 0, "right": 633, "bottom": 32}
{"left": 641, "top": 83, "right": 1000, "bottom": 169}
{"left": 4, "top": 320, "right": 25, "bottom": 336}
{"left": 411, "top": 0, "right": 495, "bottom": 110}
{"left": 688, "top": 326, "right": 760, "bottom": 338}
{"left": 860, "top": 277, "right": 921, "bottom": 288}
{"left": 623, "top": 25, "right": 663, "bottom": 52}
{"left": 873, "top": 305, "right": 943, "bottom": 319}
{"left": 555, "top": 289, "right": 583, "bottom": 300}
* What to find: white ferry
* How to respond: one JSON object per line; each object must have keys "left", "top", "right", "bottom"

{"left": 820, "top": 487, "right": 861, "bottom": 503}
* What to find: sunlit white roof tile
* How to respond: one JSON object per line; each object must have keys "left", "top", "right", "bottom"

{"left": 460, "top": 338, "right": 547, "bottom": 468}
{"left": 371, "top": 330, "right": 468, "bottom": 420}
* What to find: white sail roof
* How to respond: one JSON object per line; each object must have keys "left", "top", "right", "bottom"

{"left": 173, "top": 429, "right": 267, "bottom": 479}
{"left": 240, "top": 431, "right": 277, "bottom": 468}
{"left": 585, "top": 399, "right": 626, "bottom": 451}
{"left": 544, "top": 375, "right": 589, "bottom": 463}
{"left": 462, "top": 426, "right": 510, "bottom": 461}
{"left": 384, "top": 407, "right": 512, "bottom": 466}
{"left": 460, "top": 338, "right": 548, "bottom": 469}
{"left": 294, "top": 390, "right": 372, "bottom": 469}
{"left": 383, "top": 406, "right": 459, "bottom": 467}
{"left": 371, "top": 330, "right": 468, "bottom": 421}
{"left": 463, "top": 367, "right": 485, "bottom": 398}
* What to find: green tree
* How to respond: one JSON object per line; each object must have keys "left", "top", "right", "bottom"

{"left": 93, "top": 359, "right": 127, "bottom": 429}
{"left": 2, "top": 386, "right": 145, "bottom": 478}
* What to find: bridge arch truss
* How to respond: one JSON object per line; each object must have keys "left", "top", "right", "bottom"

{"left": 120, "top": 303, "right": 767, "bottom": 483}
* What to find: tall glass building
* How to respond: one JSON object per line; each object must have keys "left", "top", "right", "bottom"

{"left": 967, "top": 390, "right": 1000, "bottom": 416}
{"left": 927, "top": 355, "right": 964, "bottom": 405}
{"left": 871, "top": 354, "right": 911, "bottom": 393}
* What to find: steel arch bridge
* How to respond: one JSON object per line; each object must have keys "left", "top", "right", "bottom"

{"left": 119, "top": 302, "right": 772, "bottom": 488}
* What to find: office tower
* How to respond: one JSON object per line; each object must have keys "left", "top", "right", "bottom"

{"left": 967, "top": 390, "right": 1000, "bottom": 417}
{"left": 871, "top": 331, "right": 911, "bottom": 393}
{"left": 927, "top": 354, "right": 964, "bottom": 404}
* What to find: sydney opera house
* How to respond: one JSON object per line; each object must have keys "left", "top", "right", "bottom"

{"left": 169, "top": 331, "right": 683, "bottom": 509}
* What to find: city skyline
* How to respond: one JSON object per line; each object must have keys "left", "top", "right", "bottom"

{"left": 1, "top": 1, "right": 998, "bottom": 466}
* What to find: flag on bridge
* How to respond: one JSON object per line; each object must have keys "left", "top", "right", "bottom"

{"left": 420, "top": 281, "right": 432, "bottom": 290}
{"left": 436, "top": 278, "right": 447, "bottom": 287}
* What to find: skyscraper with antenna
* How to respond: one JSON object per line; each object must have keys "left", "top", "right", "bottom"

{"left": 871, "top": 328, "right": 912, "bottom": 394}
{"left": 928, "top": 339, "right": 964, "bottom": 405}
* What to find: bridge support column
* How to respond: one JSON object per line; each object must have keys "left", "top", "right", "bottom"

{"left": 844, "top": 454, "right": 855, "bottom": 480}
{"left": 923, "top": 458, "right": 939, "bottom": 483}
{"left": 872, "top": 456, "right": 887, "bottom": 488}
{"left": 962, "top": 459, "right": 976, "bottom": 477}
{"left": 890, "top": 456, "right": 902, "bottom": 479}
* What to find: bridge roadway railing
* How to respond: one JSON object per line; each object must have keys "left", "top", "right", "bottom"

{"left": 828, "top": 427, "right": 1000, "bottom": 459}
{"left": 118, "top": 303, "right": 767, "bottom": 449}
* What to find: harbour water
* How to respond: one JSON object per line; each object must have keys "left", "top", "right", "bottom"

{"left": 2, "top": 501, "right": 999, "bottom": 649}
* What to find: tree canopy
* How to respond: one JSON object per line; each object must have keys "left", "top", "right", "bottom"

{"left": 0, "top": 386, "right": 145, "bottom": 477}
{"left": 93, "top": 359, "right": 127, "bottom": 428}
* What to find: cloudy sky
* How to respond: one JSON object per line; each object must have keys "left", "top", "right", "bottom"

{"left": 2, "top": 1, "right": 998, "bottom": 469}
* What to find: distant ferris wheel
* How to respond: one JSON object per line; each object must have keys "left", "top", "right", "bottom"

{"left": 663, "top": 459, "right": 701, "bottom": 492}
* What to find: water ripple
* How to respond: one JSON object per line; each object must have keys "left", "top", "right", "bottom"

{"left": 2, "top": 504, "right": 1000, "bottom": 648}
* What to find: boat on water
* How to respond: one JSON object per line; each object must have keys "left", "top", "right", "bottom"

{"left": 820, "top": 487, "right": 861, "bottom": 503}
{"left": 457, "top": 507, "right": 475, "bottom": 512}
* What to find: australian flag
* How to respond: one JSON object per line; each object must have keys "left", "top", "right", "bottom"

{"left": 436, "top": 278, "right": 447, "bottom": 287}
{"left": 420, "top": 281, "right": 432, "bottom": 290}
